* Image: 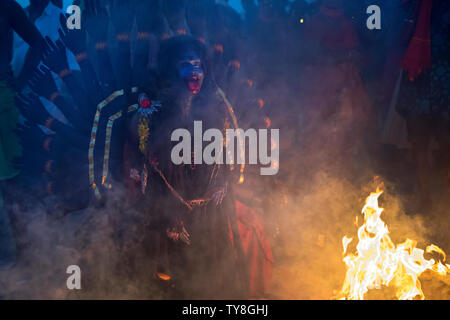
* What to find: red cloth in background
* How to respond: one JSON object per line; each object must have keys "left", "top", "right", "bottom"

{"left": 234, "top": 200, "right": 274, "bottom": 298}
{"left": 401, "top": 0, "right": 433, "bottom": 80}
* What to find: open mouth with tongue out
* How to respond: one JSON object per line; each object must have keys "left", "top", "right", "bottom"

{"left": 186, "top": 76, "right": 201, "bottom": 94}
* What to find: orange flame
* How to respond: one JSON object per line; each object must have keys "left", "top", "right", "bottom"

{"left": 338, "top": 188, "right": 449, "bottom": 300}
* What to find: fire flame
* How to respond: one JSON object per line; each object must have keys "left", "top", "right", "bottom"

{"left": 338, "top": 188, "right": 449, "bottom": 300}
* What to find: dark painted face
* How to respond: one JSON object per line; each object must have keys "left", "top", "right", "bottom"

{"left": 177, "top": 50, "right": 205, "bottom": 95}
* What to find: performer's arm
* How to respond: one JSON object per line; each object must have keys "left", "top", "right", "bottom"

{"left": 84, "top": 1, "right": 117, "bottom": 92}
{"left": 51, "top": 93, "right": 90, "bottom": 134}
{"left": 42, "top": 37, "right": 90, "bottom": 113}
{"left": 133, "top": 1, "right": 157, "bottom": 88}
{"left": 109, "top": 0, "right": 136, "bottom": 91}
{"left": 163, "top": 0, "right": 190, "bottom": 36}
{"left": 27, "top": 66, "right": 89, "bottom": 134}
{"left": 58, "top": 14, "right": 103, "bottom": 107}
{"left": 132, "top": 34, "right": 150, "bottom": 88}
{"left": 95, "top": 42, "right": 117, "bottom": 92}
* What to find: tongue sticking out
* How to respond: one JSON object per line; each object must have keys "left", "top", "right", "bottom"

{"left": 187, "top": 78, "right": 200, "bottom": 94}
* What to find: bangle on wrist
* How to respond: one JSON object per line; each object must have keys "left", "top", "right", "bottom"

{"left": 43, "top": 137, "right": 53, "bottom": 152}
{"left": 117, "top": 33, "right": 130, "bottom": 42}
{"left": 137, "top": 31, "right": 150, "bottom": 40}
{"left": 75, "top": 51, "right": 88, "bottom": 63}
{"left": 45, "top": 117, "right": 55, "bottom": 129}
{"left": 49, "top": 92, "right": 61, "bottom": 103}
{"left": 46, "top": 181, "right": 53, "bottom": 195}
{"left": 175, "top": 28, "right": 187, "bottom": 36}
{"left": 228, "top": 60, "right": 241, "bottom": 70}
{"left": 214, "top": 43, "right": 223, "bottom": 53}
{"left": 161, "top": 32, "right": 171, "bottom": 40}
{"left": 58, "top": 68, "right": 72, "bottom": 79}
{"left": 95, "top": 41, "right": 108, "bottom": 50}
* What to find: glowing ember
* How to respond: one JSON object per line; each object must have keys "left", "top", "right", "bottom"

{"left": 156, "top": 273, "right": 171, "bottom": 281}
{"left": 338, "top": 188, "right": 449, "bottom": 300}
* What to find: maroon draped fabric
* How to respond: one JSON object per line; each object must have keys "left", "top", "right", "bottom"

{"left": 401, "top": 0, "right": 433, "bottom": 81}
{"left": 233, "top": 200, "right": 273, "bottom": 297}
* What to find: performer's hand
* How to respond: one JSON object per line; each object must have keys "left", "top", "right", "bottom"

{"left": 58, "top": 13, "right": 87, "bottom": 56}
{"left": 28, "top": 65, "right": 58, "bottom": 100}
{"left": 207, "top": 182, "right": 228, "bottom": 207}
{"left": 166, "top": 221, "right": 191, "bottom": 245}
{"left": 43, "top": 36, "right": 69, "bottom": 75}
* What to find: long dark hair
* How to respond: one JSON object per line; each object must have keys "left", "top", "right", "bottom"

{"left": 150, "top": 36, "right": 216, "bottom": 99}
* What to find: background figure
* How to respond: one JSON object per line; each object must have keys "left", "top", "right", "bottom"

{"left": 0, "top": 0, "right": 44, "bottom": 268}
{"left": 396, "top": 0, "right": 450, "bottom": 213}
{"left": 297, "top": 0, "right": 372, "bottom": 182}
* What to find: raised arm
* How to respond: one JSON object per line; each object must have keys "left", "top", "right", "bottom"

{"left": 58, "top": 13, "right": 103, "bottom": 106}
{"left": 42, "top": 36, "right": 90, "bottom": 112}
{"left": 133, "top": 0, "right": 161, "bottom": 88}
{"left": 84, "top": 0, "right": 117, "bottom": 92}
{"left": 27, "top": 65, "right": 89, "bottom": 134}
{"left": 109, "top": 0, "right": 136, "bottom": 92}
{"left": 16, "top": 93, "right": 89, "bottom": 149}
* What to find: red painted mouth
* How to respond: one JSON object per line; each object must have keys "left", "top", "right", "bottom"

{"left": 186, "top": 77, "right": 201, "bottom": 94}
